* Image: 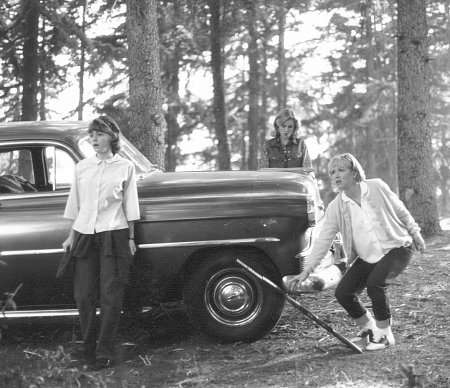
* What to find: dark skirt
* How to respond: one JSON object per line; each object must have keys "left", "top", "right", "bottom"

{"left": 56, "top": 229, "right": 131, "bottom": 279}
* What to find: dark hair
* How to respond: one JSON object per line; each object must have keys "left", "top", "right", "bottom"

{"left": 88, "top": 116, "right": 121, "bottom": 154}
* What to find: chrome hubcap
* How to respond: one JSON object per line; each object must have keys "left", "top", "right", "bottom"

{"left": 205, "top": 270, "right": 263, "bottom": 327}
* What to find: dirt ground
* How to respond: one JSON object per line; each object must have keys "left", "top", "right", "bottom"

{"left": 1, "top": 230, "right": 450, "bottom": 388}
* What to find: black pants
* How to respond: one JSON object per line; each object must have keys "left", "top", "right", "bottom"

{"left": 73, "top": 229, "right": 131, "bottom": 358}
{"left": 334, "top": 245, "right": 413, "bottom": 322}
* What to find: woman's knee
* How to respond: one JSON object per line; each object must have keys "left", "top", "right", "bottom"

{"left": 366, "top": 281, "right": 386, "bottom": 300}
{"left": 334, "top": 286, "right": 347, "bottom": 304}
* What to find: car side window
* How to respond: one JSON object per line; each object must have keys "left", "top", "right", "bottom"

{"left": 0, "top": 149, "right": 36, "bottom": 194}
{"left": 45, "top": 147, "right": 76, "bottom": 191}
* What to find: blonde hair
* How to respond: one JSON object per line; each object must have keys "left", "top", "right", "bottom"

{"left": 271, "top": 108, "right": 299, "bottom": 138}
{"left": 328, "top": 153, "right": 366, "bottom": 191}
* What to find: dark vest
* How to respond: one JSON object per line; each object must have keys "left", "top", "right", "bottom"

{"left": 265, "top": 138, "right": 304, "bottom": 168}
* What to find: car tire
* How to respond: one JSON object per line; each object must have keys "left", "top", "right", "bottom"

{"left": 183, "top": 250, "right": 285, "bottom": 343}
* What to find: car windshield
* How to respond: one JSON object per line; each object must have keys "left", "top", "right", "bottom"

{"left": 78, "top": 135, "right": 161, "bottom": 177}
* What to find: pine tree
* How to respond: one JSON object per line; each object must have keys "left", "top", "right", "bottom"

{"left": 397, "top": 0, "right": 440, "bottom": 235}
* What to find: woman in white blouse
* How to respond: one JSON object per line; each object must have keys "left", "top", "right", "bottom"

{"left": 285, "top": 153, "right": 425, "bottom": 351}
{"left": 62, "top": 116, "right": 140, "bottom": 370}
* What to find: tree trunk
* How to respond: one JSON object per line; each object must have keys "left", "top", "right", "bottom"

{"left": 127, "top": 0, "right": 166, "bottom": 169}
{"left": 259, "top": 21, "right": 270, "bottom": 162}
{"left": 21, "top": 0, "right": 39, "bottom": 121}
{"left": 77, "top": 1, "right": 87, "bottom": 121}
{"left": 208, "top": 0, "right": 231, "bottom": 170}
{"left": 277, "top": 1, "right": 287, "bottom": 110}
{"left": 397, "top": 0, "right": 440, "bottom": 235}
{"left": 163, "top": 0, "right": 182, "bottom": 172}
{"left": 246, "top": 0, "right": 260, "bottom": 171}
{"left": 362, "top": 1, "right": 376, "bottom": 179}
{"left": 38, "top": 0, "right": 46, "bottom": 121}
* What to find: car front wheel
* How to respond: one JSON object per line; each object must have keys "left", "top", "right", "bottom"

{"left": 183, "top": 250, "right": 285, "bottom": 343}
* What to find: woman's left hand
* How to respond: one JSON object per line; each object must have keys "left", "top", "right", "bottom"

{"left": 412, "top": 231, "right": 426, "bottom": 253}
{"left": 129, "top": 239, "right": 137, "bottom": 256}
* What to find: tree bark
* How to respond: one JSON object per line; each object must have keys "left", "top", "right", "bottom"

{"left": 246, "top": 0, "right": 260, "bottom": 170}
{"left": 259, "top": 18, "right": 270, "bottom": 164}
{"left": 21, "top": 0, "right": 39, "bottom": 121}
{"left": 397, "top": 0, "right": 440, "bottom": 235}
{"left": 362, "top": 1, "right": 376, "bottom": 179}
{"left": 77, "top": 0, "right": 87, "bottom": 121}
{"left": 127, "top": 0, "right": 166, "bottom": 169}
{"left": 208, "top": 0, "right": 231, "bottom": 170}
{"left": 162, "top": 0, "right": 182, "bottom": 172}
{"left": 38, "top": 0, "right": 46, "bottom": 121}
{"left": 277, "top": 1, "right": 287, "bottom": 110}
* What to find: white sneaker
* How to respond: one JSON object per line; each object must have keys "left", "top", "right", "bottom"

{"left": 350, "top": 329, "right": 373, "bottom": 349}
{"left": 382, "top": 327, "right": 395, "bottom": 346}
{"left": 365, "top": 333, "right": 391, "bottom": 351}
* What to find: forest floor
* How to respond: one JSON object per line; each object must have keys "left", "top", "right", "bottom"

{"left": 1, "top": 227, "right": 450, "bottom": 388}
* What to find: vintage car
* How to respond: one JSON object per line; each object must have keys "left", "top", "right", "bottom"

{"left": 0, "top": 121, "right": 323, "bottom": 343}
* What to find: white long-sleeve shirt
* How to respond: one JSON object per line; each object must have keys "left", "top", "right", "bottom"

{"left": 64, "top": 154, "right": 140, "bottom": 234}
{"left": 343, "top": 182, "right": 398, "bottom": 263}
{"left": 304, "top": 179, "right": 419, "bottom": 272}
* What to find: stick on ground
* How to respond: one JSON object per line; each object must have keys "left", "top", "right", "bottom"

{"left": 236, "top": 259, "right": 362, "bottom": 354}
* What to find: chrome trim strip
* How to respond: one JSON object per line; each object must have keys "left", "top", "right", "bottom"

{"left": 296, "top": 227, "right": 315, "bottom": 258}
{"left": 0, "top": 307, "right": 152, "bottom": 319}
{"left": 0, "top": 191, "right": 69, "bottom": 201}
{"left": 0, "top": 248, "right": 65, "bottom": 257}
{"left": 1, "top": 309, "right": 80, "bottom": 318}
{"left": 0, "top": 238, "right": 280, "bottom": 256}
{"left": 138, "top": 237, "right": 280, "bottom": 249}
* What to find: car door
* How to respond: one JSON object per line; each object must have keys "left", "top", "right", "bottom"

{"left": 0, "top": 143, "right": 78, "bottom": 310}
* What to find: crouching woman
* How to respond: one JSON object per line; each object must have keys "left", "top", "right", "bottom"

{"left": 285, "top": 153, "right": 425, "bottom": 350}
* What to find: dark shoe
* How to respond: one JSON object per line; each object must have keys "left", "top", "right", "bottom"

{"left": 350, "top": 329, "right": 373, "bottom": 349}
{"left": 87, "top": 356, "right": 115, "bottom": 371}
{"left": 365, "top": 333, "right": 390, "bottom": 351}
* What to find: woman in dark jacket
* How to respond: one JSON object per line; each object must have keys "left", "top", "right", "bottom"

{"left": 259, "top": 108, "right": 311, "bottom": 169}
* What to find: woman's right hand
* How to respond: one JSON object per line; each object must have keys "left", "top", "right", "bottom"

{"left": 62, "top": 231, "right": 74, "bottom": 252}
{"left": 283, "top": 270, "right": 311, "bottom": 293}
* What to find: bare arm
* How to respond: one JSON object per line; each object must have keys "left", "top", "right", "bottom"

{"left": 128, "top": 220, "right": 137, "bottom": 255}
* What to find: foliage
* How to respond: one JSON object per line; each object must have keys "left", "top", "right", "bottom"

{"left": 0, "top": 0, "right": 448, "bottom": 215}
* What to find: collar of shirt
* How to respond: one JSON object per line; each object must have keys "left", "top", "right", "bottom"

{"left": 275, "top": 137, "right": 298, "bottom": 146}
{"left": 88, "top": 154, "right": 122, "bottom": 165}
{"left": 341, "top": 181, "right": 368, "bottom": 203}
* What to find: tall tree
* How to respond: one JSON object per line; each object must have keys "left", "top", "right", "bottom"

{"left": 397, "top": 0, "right": 440, "bottom": 235}
{"left": 246, "top": 0, "right": 260, "bottom": 170}
{"left": 361, "top": 0, "right": 376, "bottom": 179}
{"left": 38, "top": 0, "right": 46, "bottom": 121}
{"left": 276, "top": 1, "right": 287, "bottom": 110}
{"left": 126, "top": 0, "right": 166, "bottom": 169}
{"left": 208, "top": 0, "right": 231, "bottom": 170}
{"left": 76, "top": 0, "right": 87, "bottom": 121}
{"left": 21, "top": 0, "right": 39, "bottom": 121}
{"left": 161, "top": 0, "right": 182, "bottom": 172}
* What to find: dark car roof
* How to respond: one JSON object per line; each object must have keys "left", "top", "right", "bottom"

{"left": 0, "top": 121, "right": 87, "bottom": 145}
{"left": 0, "top": 121, "right": 317, "bottom": 200}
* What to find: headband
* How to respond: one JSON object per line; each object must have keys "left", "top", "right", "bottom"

{"left": 89, "top": 117, "right": 119, "bottom": 140}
